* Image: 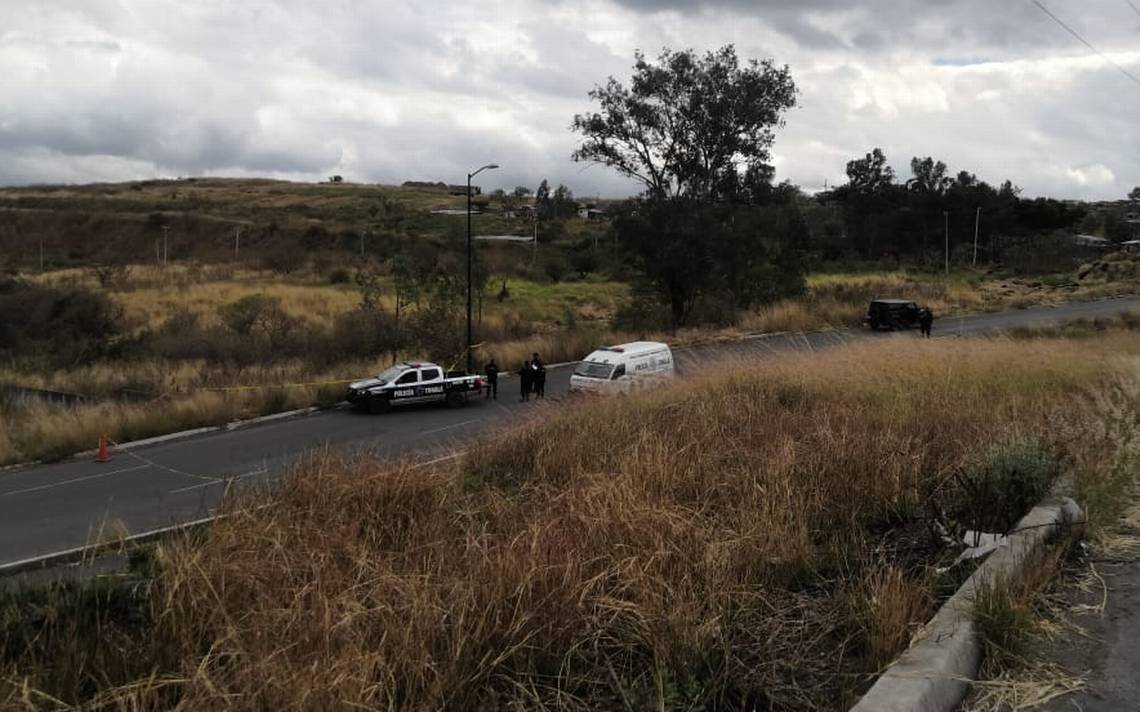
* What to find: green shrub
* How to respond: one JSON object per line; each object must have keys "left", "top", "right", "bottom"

{"left": 959, "top": 439, "right": 1060, "bottom": 533}
{"left": 0, "top": 278, "right": 123, "bottom": 365}
{"left": 326, "top": 267, "right": 352, "bottom": 284}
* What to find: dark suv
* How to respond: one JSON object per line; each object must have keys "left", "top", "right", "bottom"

{"left": 864, "top": 299, "right": 923, "bottom": 330}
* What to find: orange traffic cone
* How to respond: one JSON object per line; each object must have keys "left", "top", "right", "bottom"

{"left": 96, "top": 434, "right": 111, "bottom": 463}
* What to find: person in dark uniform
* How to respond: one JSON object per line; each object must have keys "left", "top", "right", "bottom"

{"left": 484, "top": 358, "right": 499, "bottom": 400}
{"left": 531, "top": 353, "right": 546, "bottom": 399}
{"left": 919, "top": 307, "right": 933, "bottom": 338}
{"left": 518, "top": 361, "right": 533, "bottom": 401}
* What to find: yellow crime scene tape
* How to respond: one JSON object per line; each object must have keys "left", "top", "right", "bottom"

{"left": 445, "top": 342, "right": 486, "bottom": 373}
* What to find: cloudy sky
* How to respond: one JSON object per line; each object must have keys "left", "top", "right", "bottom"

{"left": 2, "top": 0, "right": 1138, "bottom": 199}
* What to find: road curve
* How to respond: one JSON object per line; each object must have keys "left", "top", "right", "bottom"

{"left": 3, "top": 297, "right": 1139, "bottom": 566}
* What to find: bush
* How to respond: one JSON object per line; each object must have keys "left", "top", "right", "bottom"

{"left": 219, "top": 294, "right": 279, "bottom": 336}
{"left": 687, "top": 293, "right": 739, "bottom": 328}
{"left": 570, "top": 249, "right": 600, "bottom": 278}
{"left": 327, "top": 267, "right": 352, "bottom": 285}
{"left": 0, "top": 278, "right": 123, "bottom": 365}
{"left": 263, "top": 246, "right": 305, "bottom": 275}
{"left": 542, "top": 254, "right": 569, "bottom": 283}
{"left": 957, "top": 439, "right": 1060, "bottom": 533}
{"left": 409, "top": 297, "right": 464, "bottom": 363}
{"left": 612, "top": 296, "right": 671, "bottom": 332}
{"left": 329, "top": 308, "right": 397, "bottom": 361}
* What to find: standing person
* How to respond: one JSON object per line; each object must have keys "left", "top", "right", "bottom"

{"left": 518, "top": 361, "right": 533, "bottom": 402}
{"left": 483, "top": 358, "right": 499, "bottom": 400}
{"left": 531, "top": 352, "right": 546, "bottom": 399}
{"left": 919, "top": 307, "right": 934, "bottom": 338}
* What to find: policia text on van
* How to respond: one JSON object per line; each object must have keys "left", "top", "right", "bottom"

{"left": 569, "top": 341, "right": 674, "bottom": 395}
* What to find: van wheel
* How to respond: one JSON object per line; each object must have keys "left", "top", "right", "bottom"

{"left": 369, "top": 398, "right": 391, "bottom": 415}
{"left": 445, "top": 391, "right": 464, "bottom": 409}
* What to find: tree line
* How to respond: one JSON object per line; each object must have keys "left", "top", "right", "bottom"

{"left": 573, "top": 44, "right": 1094, "bottom": 328}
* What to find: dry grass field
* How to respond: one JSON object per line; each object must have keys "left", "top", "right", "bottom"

{"left": 3, "top": 332, "right": 1138, "bottom": 710}
{"left": 2, "top": 260, "right": 1138, "bottom": 466}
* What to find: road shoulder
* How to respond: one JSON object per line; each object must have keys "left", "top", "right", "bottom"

{"left": 1036, "top": 506, "right": 1140, "bottom": 712}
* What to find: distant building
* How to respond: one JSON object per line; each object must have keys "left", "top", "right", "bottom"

{"left": 504, "top": 203, "right": 536, "bottom": 220}
{"left": 1073, "top": 233, "right": 1110, "bottom": 248}
{"left": 447, "top": 184, "right": 482, "bottom": 196}
{"left": 577, "top": 203, "right": 607, "bottom": 220}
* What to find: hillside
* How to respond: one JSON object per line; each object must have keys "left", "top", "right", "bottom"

{"left": 0, "top": 178, "right": 608, "bottom": 269}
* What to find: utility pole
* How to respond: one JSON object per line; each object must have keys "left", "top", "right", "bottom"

{"left": 234, "top": 227, "right": 241, "bottom": 259}
{"left": 943, "top": 211, "right": 950, "bottom": 276}
{"left": 972, "top": 207, "right": 981, "bottom": 267}
{"left": 39, "top": 237, "right": 44, "bottom": 273}
{"left": 161, "top": 225, "right": 170, "bottom": 266}
{"left": 466, "top": 163, "right": 498, "bottom": 374}
{"left": 533, "top": 213, "right": 538, "bottom": 265}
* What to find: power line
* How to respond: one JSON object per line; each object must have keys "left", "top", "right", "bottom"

{"left": 1128, "top": 0, "right": 1140, "bottom": 19}
{"left": 1029, "top": 0, "right": 1140, "bottom": 89}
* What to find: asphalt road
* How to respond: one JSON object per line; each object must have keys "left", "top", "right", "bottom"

{"left": 3, "top": 297, "right": 1140, "bottom": 566}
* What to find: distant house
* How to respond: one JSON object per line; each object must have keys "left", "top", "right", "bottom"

{"left": 1073, "top": 233, "right": 1110, "bottom": 248}
{"left": 576, "top": 203, "right": 607, "bottom": 220}
{"left": 447, "top": 184, "right": 482, "bottom": 196}
{"left": 328, "top": 175, "right": 343, "bottom": 184}
{"left": 1121, "top": 239, "right": 1140, "bottom": 254}
{"left": 504, "top": 203, "right": 536, "bottom": 220}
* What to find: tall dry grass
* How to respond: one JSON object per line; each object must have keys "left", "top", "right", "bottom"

{"left": 0, "top": 332, "right": 628, "bottom": 465}
{"left": 4, "top": 334, "right": 1138, "bottom": 710}
{"left": 7, "top": 263, "right": 1135, "bottom": 467}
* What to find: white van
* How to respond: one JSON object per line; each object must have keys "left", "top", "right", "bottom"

{"left": 569, "top": 341, "right": 674, "bottom": 394}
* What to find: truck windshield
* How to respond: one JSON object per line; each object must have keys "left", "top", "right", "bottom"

{"left": 574, "top": 361, "right": 614, "bottom": 379}
{"left": 374, "top": 365, "right": 406, "bottom": 385}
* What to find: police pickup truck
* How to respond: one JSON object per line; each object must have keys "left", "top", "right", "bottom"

{"left": 347, "top": 362, "right": 484, "bottom": 414}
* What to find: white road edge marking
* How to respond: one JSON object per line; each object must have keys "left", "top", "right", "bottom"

{"left": 167, "top": 468, "right": 267, "bottom": 495}
{"left": 414, "top": 452, "right": 464, "bottom": 468}
{"left": 0, "top": 513, "right": 223, "bottom": 576}
{"left": 0, "top": 464, "right": 150, "bottom": 498}
{"left": 420, "top": 419, "right": 477, "bottom": 436}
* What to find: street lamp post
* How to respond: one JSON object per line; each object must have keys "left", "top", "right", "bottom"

{"left": 467, "top": 163, "right": 498, "bottom": 373}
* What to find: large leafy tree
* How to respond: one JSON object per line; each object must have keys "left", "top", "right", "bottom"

{"left": 838, "top": 148, "right": 900, "bottom": 258}
{"left": 572, "top": 45, "right": 797, "bottom": 202}
{"left": 907, "top": 156, "right": 951, "bottom": 259}
{"left": 845, "top": 148, "right": 895, "bottom": 194}
{"left": 573, "top": 45, "right": 802, "bottom": 327}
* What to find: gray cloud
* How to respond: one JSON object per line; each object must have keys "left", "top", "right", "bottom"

{"left": 0, "top": 0, "right": 1137, "bottom": 199}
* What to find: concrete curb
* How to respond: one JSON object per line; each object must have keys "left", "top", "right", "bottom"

{"left": 849, "top": 494, "right": 1084, "bottom": 712}
{"left": 0, "top": 514, "right": 222, "bottom": 579}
